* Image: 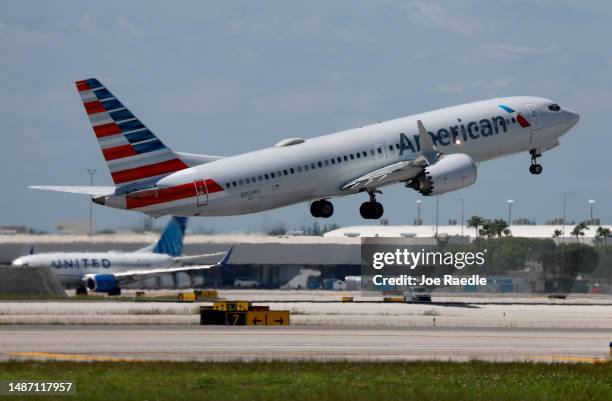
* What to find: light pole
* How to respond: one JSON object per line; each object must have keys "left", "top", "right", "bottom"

{"left": 507, "top": 199, "right": 514, "bottom": 226}
{"left": 588, "top": 199, "right": 596, "bottom": 223}
{"left": 456, "top": 197, "right": 464, "bottom": 239}
{"left": 562, "top": 192, "right": 572, "bottom": 242}
{"left": 434, "top": 196, "right": 439, "bottom": 238}
{"left": 86, "top": 169, "right": 97, "bottom": 237}
{"left": 416, "top": 199, "right": 422, "bottom": 226}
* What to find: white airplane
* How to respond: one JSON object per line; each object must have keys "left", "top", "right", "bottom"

{"left": 32, "top": 78, "right": 579, "bottom": 220}
{"left": 11, "top": 216, "right": 231, "bottom": 295}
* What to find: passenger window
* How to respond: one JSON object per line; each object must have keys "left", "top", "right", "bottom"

{"left": 232, "top": 181, "right": 237, "bottom": 187}
{"left": 239, "top": 179, "right": 244, "bottom": 185}
{"left": 297, "top": 166, "right": 302, "bottom": 172}
{"left": 311, "top": 163, "right": 315, "bottom": 169}
{"left": 330, "top": 159, "right": 335, "bottom": 165}
{"left": 284, "top": 169, "right": 288, "bottom": 175}
{"left": 258, "top": 175, "right": 263, "bottom": 181}
{"left": 395, "top": 143, "right": 400, "bottom": 149}
{"left": 370, "top": 149, "right": 375, "bottom": 156}
{"left": 245, "top": 178, "right": 250, "bottom": 184}
{"left": 363, "top": 151, "right": 367, "bottom": 157}
{"left": 225, "top": 183, "right": 230, "bottom": 189}
{"left": 265, "top": 174, "right": 269, "bottom": 180}
{"left": 511, "top": 117, "right": 516, "bottom": 124}
{"left": 389, "top": 145, "right": 393, "bottom": 151}
{"left": 350, "top": 154, "right": 354, "bottom": 160}
{"left": 356, "top": 153, "right": 361, "bottom": 158}
{"left": 344, "top": 155, "right": 348, "bottom": 161}
{"left": 318, "top": 161, "right": 323, "bottom": 167}
{"left": 377, "top": 148, "right": 382, "bottom": 154}
{"left": 290, "top": 168, "right": 294, "bottom": 174}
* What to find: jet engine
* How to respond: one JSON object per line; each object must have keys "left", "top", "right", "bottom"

{"left": 84, "top": 274, "right": 121, "bottom": 295}
{"left": 407, "top": 153, "right": 477, "bottom": 196}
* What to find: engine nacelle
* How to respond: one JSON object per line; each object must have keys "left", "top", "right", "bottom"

{"left": 84, "top": 274, "right": 119, "bottom": 294}
{"left": 408, "top": 153, "right": 477, "bottom": 196}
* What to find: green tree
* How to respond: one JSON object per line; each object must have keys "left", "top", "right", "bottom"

{"left": 491, "top": 219, "right": 509, "bottom": 238}
{"left": 571, "top": 222, "right": 589, "bottom": 245}
{"left": 552, "top": 229, "right": 562, "bottom": 239}
{"left": 596, "top": 226, "right": 610, "bottom": 247}
{"left": 467, "top": 216, "right": 485, "bottom": 238}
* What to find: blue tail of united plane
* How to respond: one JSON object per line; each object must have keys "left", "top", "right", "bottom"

{"left": 152, "top": 217, "right": 188, "bottom": 257}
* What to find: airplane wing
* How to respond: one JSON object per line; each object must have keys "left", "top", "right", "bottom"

{"left": 341, "top": 159, "right": 424, "bottom": 191}
{"left": 112, "top": 263, "right": 220, "bottom": 287}
{"left": 173, "top": 252, "right": 227, "bottom": 264}
{"left": 85, "top": 247, "right": 234, "bottom": 291}
{"left": 340, "top": 120, "right": 440, "bottom": 192}
{"left": 29, "top": 186, "right": 115, "bottom": 196}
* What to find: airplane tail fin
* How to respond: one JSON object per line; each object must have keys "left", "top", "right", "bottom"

{"left": 75, "top": 78, "right": 189, "bottom": 189}
{"left": 151, "top": 216, "right": 188, "bottom": 257}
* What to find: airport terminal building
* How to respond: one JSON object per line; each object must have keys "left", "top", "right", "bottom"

{"left": 1, "top": 224, "right": 611, "bottom": 292}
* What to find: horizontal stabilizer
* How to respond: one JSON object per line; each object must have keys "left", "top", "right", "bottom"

{"left": 29, "top": 186, "right": 115, "bottom": 196}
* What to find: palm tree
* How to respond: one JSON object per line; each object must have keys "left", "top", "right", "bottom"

{"left": 467, "top": 216, "right": 485, "bottom": 239}
{"left": 552, "top": 229, "right": 562, "bottom": 239}
{"left": 571, "top": 222, "right": 589, "bottom": 245}
{"left": 491, "top": 219, "right": 509, "bottom": 238}
{"left": 596, "top": 226, "right": 610, "bottom": 247}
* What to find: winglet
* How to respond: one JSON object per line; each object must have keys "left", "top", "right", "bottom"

{"left": 219, "top": 246, "right": 234, "bottom": 267}
{"left": 417, "top": 120, "right": 438, "bottom": 165}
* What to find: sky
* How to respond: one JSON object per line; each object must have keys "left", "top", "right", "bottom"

{"left": 1, "top": 0, "right": 611, "bottom": 233}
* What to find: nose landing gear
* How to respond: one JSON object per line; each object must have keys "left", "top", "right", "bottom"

{"left": 359, "top": 190, "right": 384, "bottom": 220}
{"left": 529, "top": 149, "right": 543, "bottom": 175}
{"left": 310, "top": 199, "right": 334, "bottom": 218}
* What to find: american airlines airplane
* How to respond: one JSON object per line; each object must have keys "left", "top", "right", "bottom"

{"left": 32, "top": 78, "right": 579, "bottom": 220}
{"left": 11, "top": 216, "right": 230, "bottom": 295}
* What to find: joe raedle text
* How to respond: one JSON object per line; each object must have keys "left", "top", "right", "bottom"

{"left": 372, "top": 274, "right": 487, "bottom": 287}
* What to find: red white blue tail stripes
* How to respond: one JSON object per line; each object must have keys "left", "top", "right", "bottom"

{"left": 76, "top": 78, "right": 188, "bottom": 186}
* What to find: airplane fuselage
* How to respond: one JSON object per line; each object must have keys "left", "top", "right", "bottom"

{"left": 94, "top": 96, "right": 579, "bottom": 217}
{"left": 11, "top": 252, "right": 173, "bottom": 287}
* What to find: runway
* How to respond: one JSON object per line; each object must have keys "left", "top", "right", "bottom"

{"left": 1, "top": 325, "right": 609, "bottom": 363}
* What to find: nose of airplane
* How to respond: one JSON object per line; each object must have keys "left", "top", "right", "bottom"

{"left": 564, "top": 108, "right": 580, "bottom": 126}
{"left": 11, "top": 258, "right": 24, "bottom": 266}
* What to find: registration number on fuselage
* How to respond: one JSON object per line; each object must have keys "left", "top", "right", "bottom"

{"left": 241, "top": 188, "right": 261, "bottom": 200}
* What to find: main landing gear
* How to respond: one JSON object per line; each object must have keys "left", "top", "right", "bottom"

{"left": 529, "top": 149, "right": 543, "bottom": 175}
{"left": 360, "top": 191, "right": 384, "bottom": 220}
{"left": 310, "top": 199, "right": 334, "bottom": 218}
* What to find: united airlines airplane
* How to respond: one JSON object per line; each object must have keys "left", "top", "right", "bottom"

{"left": 32, "top": 78, "right": 579, "bottom": 220}
{"left": 11, "top": 216, "right": 229, "bottom": 295}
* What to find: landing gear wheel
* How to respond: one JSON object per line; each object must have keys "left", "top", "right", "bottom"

{"left": 310, "top": 200, "right": 334, "bottom": 218}
{"left": 75, "top": 287, "right": 88, "bottom": 296}
{"left": 319, "top": 200, "right": 334, "bottom": 218}
{"left": 360, "top": 202, "right": 373, "bottom": 219}
{"left": 360, "top": 201, "right": 384, "bottom": 219}
{"left": 310, "top": 201, "right": 323, "bottom": 218}
{"left": 108, "top": 288, "right": 122, "bottom": 296}
{"left": 372, "top": 202, "right": 384, "bottom": 219}
{"left": 529, "top": 149, "right": 543, "bottom": 175}
{"left": 529, "top": 163, "right": 543, "bottom": 175}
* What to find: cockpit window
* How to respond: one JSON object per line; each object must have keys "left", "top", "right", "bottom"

{"left": 548, "top": 103, "right": 561, "bottom": 112}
